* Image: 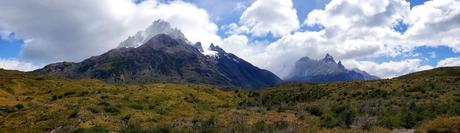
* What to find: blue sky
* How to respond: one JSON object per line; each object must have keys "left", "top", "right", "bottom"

{"left": 0, "top": 0, "right": 459, "bottom": 78}
{"left": 0, "top": 33, "right": 24, "bottom": 58}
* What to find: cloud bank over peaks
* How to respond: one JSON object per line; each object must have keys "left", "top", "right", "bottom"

{"left": 220, "top": 0, "right": 459, "bottom": 78}
{"left": 0, "top": 0, "right": 221, "bottom": 66}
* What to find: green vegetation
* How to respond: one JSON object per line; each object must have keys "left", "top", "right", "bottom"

{"left": 0, "top": 67, "right": 459, "bottom": 132}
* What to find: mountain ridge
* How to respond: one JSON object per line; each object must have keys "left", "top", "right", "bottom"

{"left": 35, "top": 34, "right": 281, "bottom": 88}
{"left": 285, "top": 54, "right": 379, "bottom": 83}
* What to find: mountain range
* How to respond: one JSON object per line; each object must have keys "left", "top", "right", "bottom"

{"left": 35, "top": 26, "right": 281, "bottom": 88}
{"left": 34, "top": 20, "right": 382, "bottom": 87}
{"left": 285, "top": 54, "right": 379, "bottom": 83}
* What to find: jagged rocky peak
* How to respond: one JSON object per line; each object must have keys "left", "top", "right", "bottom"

{"left": 338, "top": 60, "right": 345, "bottom": 69}
{"left": 193, "top": 42, "right": 204, "bottom": 52}
{"left": 208, "top": 43, "right": 226, "bottom": 53}
{"left": 36, "top": 30, "right": 281, "bottom": 88}
{"left": 118, "top": 19, "right": 187, "bottom": 48}
{"left": 285, "top": 54, "right": 379, "bottom": 83}
{"left": 322, "top": 53, "right": 336, "bottom": 63}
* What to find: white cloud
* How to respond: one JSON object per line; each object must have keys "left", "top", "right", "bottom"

{"left": 221, "top": 35, "right": 250, "bottom": 54}
{"left": 0, "top": 0, "right": 220, "bottom": 66}
{"left": 149, "top": 1, "right": 221, "bottom": 47}
{"left": 231, "top": 0, "right": 411, "bottom": 77}
{"left": 306, "top": 0, "right": 409, "bottom": 30}
{"left": 0, "top": 58, "right": 38, "bottom": 72}
{"left": 221, "top": 34, "right": 267, "bottom": 60}
{"left": 239, "top": 0, "right": 300, "bottom": 37}
{"left": 343, "top": 59, "right": 433, "bottom": 78}
{"left": 437, "top": 57, "right": 460, "bottom": 67}
{"left": 221, "top": 23, "right": 250, "bottom": 35}
{"left": 403, "top": 0, "right": 460, "bottom": 51}
{"left": 304, "top": 0, "right": 410, "bottom": 57}
{"left": 220, "top": 0, "right": 459, "bottom": 78}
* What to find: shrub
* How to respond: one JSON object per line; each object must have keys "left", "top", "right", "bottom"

{"left": 103, "top": 106, "right": 120, "bottom": 115}
{"left": 185, "top": 94, "right": 199, "bottom": 103}
{"left": 76, "top": 91, "right": 89, "bottom": 97}
{"left": 52, "top": 95, "right": 59, "bottom": 101}
{"left": 64, "top": 91, "right": 77, "bottom": 97}
{"left": 418, "top": 116, "right": 460, "bottom": 133}
{"left": 274, "top": 120, "right": 289, "bottom": 130}
{"left": 69, "top": 110, "right": 78, "bottom": 118}
{"left": 305, "top": 105, "right": 322, "bottom": 116}
{"left": 73, "top": 127, "right": 109, "bottom": 133}
{"left": 98, "top": 102, "right": 110, "bottom": 106}
{"left": 14, "top": 104, "right": 24, "bottom": 110}
{"left": 128, "top": 104, "right": 143, "bottom": 110}
{"left": 336, "top": 107, "right": 357, "bottom": 128}
{"left": 87, "top": 107, "right": 100, "bottom": 113}
{"left": 379, "top": 112, "right": 403, "bottom": 128}
{"left": 252, "top": 121, "right": 269, "bottom": 132}
{"left": 154, "top": 107, "right": 167, "bottom": 115}
{"left": 320, "top": 108, "right": 338, "bottom": 128}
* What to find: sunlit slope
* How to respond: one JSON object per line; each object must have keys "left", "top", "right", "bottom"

{"left": 1, "top": 67, "right": 459, "bottom": 132}
{"left": 0, "top": 69, "right": 304, "bottom": 132}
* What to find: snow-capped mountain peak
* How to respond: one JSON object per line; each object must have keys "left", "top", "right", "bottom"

{"left": 117, "top": 19, "right": 188, "bottom": 48}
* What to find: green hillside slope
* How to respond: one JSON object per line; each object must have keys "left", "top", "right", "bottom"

{"left": 1, "top": 67, "right": 459, "bottom": 132}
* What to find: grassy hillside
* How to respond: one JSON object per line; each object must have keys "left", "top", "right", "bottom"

{"left": 398, "top": 66, "right": 460, "bottom": 79}
{"left": 1, "top": 67, "right": 459, "bottom": 132}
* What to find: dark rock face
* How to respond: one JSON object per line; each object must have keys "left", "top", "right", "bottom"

{"left": 210, "top": 46, "right": 281, "bottom": 88}
{"left": 193, "top": 42, "right": 204, "bottom": 53}
{"left": 35, "top": 34, "right": 281, "bottom": 88}
{"left": 285, "top": 54, "right": 379, "bottom": 83}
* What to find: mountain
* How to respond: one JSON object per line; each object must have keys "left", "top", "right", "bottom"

{"left": 35, "top": 33, "right": 280, "bottom": 88}
{"left": 208, "top": 44, "right": 282, "bottom": 88}
{"left": 118, "top": 20, "right": 188, "bottom": 48}
{"left": 285, "top": 54, "right": 379, "bottom": 82}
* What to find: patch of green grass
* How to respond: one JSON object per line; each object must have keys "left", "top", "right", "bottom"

{"left": 128, "top": 103, "right": 143, "bottom": 110}
{"left": 103, "top": 106, "right": 120, "bottom": 115}
{"left": 73, "top": 127, "right": 109, "bottom": 133}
